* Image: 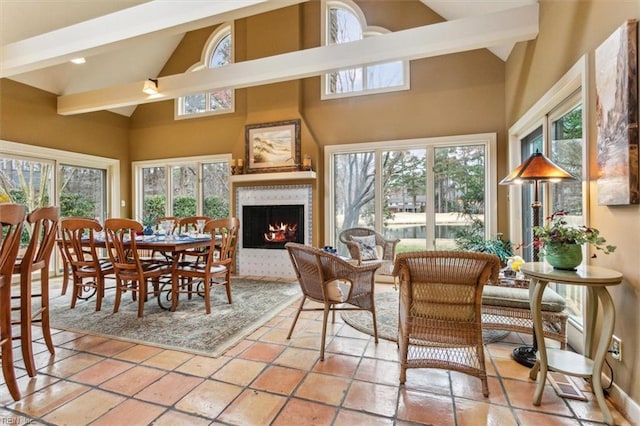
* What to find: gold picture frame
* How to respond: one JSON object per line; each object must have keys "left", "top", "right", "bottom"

{"left": 245, "top": 119, "right": 301, "bottom": 173}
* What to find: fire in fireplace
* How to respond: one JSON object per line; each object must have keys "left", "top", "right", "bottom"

{"left": 243, "top": 204, "right": 305, "bottom": 249}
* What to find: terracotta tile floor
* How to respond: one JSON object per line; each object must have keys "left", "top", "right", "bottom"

{"left": 0, "top": 277, "right": 633, "bottom": 425}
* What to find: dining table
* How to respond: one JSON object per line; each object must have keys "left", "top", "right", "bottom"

{"left": 68, "top": 232, "right": 215, "bottom": 309}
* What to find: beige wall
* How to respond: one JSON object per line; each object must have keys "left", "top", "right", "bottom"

{"left": 128, "top": 1, "right": 509, "bottom": 242}
{"left": 0, "top": 79, "right": 131, "bottom": 217}
{"left": 506, "top": 0, "right": 640, "bottom": 407}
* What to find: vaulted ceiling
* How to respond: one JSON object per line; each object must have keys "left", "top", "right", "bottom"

{"left": 0, "top": 0, "right": 537, "bottom": 117}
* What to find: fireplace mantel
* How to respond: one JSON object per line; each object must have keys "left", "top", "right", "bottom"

{"left": 229, "top": 171, "right": 316, "bottom": 183}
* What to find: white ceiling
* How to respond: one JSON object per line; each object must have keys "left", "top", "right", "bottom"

{"left": 0, "top": 0, "right": 537, "bottom": 117}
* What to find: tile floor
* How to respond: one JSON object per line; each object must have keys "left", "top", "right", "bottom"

{"left": 0, "top": 277, "right": 633, "bottom": 425}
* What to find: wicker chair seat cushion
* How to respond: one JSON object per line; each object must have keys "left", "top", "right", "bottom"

{"left": 350, "top": 235, "right": 379, "bottom": 261}
{"left": 410, "top": 283, "right": 476, "bottom": 321}
{"left": 326, "top": 279, "right": 346, "bottom": 302}
{"left": 482, "top": 285, "right": 566, "bottom": 313}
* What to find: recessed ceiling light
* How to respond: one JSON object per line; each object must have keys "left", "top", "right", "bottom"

{"left": 70, "top": 57, "right": 86, "bottom": 64}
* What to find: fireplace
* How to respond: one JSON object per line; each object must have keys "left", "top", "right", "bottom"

{"left": 243, "top": 204, "right": 304, "bottom": 249}
{"left": 236, "top": 184, "right": 312, "bottom": 278}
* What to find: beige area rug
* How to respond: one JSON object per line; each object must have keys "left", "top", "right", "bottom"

{"left": 48, "top": 277, "right": 301, "bottom": 357}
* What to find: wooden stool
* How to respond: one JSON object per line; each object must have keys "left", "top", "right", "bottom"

{"left": 0, "top": 203, "right": 26, "bottom": 400}
{"left": 11, "top": 206, "right": 59, "bottom": 377}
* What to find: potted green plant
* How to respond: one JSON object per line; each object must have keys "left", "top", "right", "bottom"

{"left": 533, "top": 210, "right": 616, "bottom": 270}
{"left": 455, "top": 218, "right": 514, "bottom": 266}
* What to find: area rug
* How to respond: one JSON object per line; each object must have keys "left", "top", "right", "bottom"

{"left": 341, "top": 290, "right": 509, "bottom": 343}
{"left": 49, "top": 278, "right": 301, "bottom": 357}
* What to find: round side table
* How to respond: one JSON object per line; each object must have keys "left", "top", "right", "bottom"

{"left": 519, "top": 262, "right": 622, "bottom": 426}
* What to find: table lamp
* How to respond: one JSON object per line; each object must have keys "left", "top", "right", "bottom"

{"left": 500, "top": 151, "right": 577, "bottom": 367}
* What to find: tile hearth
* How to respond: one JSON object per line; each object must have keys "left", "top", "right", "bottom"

{"left": 236, "top": 184, "right": 312, "bottom": 278}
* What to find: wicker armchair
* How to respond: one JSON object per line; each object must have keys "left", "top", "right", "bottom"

{"left": 285, "top": 242, "right": 381, "bottom": 360}
{"left": 393, "top": 250, "right": 500, "bottom": 396}
{"left": 338, "top": 228, "right": 400, "bottom": 275}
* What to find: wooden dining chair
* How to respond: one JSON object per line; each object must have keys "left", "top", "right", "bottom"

{"left": 171, "top": 218, "right": 237, "bottom": 314}
{"left": 0, "top": 203, "right": 26, "bottom": 400}
{"left": 175, "top": 215, "right": 211, "bottom": 266}
{"left": 11, "top": 206, "right": 59, "bottom": 378}
{"left": 176, "top": 216, "right": 210, "bottom": 234}
{"left": 104, "top": 218, "right": 173, "bottom": 317}
{"left": 60, "top": 218, "right": 114, "bottom": 311}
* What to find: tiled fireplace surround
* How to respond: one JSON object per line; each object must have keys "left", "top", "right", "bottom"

{"left": 236, "top": 184, "right": 312, "bottom": 278}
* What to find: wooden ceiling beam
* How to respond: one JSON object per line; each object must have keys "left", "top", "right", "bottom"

{"left": 57, "top": 4, "right": 538, "bottom": 115}
{"left": 1, "top": 0, "right": 307, "bottom": 78}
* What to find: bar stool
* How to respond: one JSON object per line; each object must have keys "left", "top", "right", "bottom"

{"left": 11, "top": 206, "right": 59, "bottom": 377}
{"left": 0, "top": 203, "right": 26, "bottom": 400}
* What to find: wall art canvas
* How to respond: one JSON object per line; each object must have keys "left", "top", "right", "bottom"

{"left": 245, "top": 119, "right": 301, "bottom": 173}
{"left": 595, "top": 19, "right": 639, "bottom": 205}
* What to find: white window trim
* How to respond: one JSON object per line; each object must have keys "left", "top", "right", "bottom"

{"left": 323, "top": 133, "right": 497, "bottom": 246}
{"left": 132, "top": 153, "right": 232, "bottom": 220}
{"left": 507, "top": 55, "right": 589, "bottom": 352}
{"left": 507, "top": 55, "right": 589, "bottom": 260}
{"left": 320, "top": 0, "right": 410, "bottom": 100}
{"left": 0, "top": 139, "right": 120, "bottom": 219}
{"left": 174, "top": 22, "right": 235, "bottom": 120}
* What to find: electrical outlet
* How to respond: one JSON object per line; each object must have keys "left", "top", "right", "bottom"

{"left": 610, "top": 335, "right": 622, "bottom": 361}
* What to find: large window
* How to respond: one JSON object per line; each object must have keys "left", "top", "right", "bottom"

{"left": 134, "top": 155, "right": 231, "bottom": 225}
{"left": 60, "top": 165, "right": 108, "bottom": 221}
{"left": 176, "top": 24, "right": 234, "bottom": 118}
{"left": 322, "top": 0, "right": 409, "bottom": 99}
{"left": 507, "top": 57, "right": 588, "bottom": 347}
{"left": 0, "top": 140, "right": 119, "bottom": 276}
{"left": 326, "top": 134, "right": 496, "bottom": 260}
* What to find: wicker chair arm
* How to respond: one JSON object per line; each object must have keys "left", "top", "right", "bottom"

{"left": 342, "top": 240, "right": 363, "bottom": 262}
{"left": 380, "top": 238, "right": 400, "bottom": 261}
{"left": 317, "top": 251, "right": 380, "bottom": 299}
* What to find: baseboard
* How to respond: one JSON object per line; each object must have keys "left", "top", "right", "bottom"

{"left": 602, "top": 372, "right": 640, "bottom": 425}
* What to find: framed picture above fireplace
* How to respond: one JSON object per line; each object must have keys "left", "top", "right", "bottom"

{"left": 245, "top": 119, "right": 301, "bottom": 173}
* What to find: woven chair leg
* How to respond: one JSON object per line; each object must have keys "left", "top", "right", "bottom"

{"left": 481, "top": 374, "right": 489, "bottom": 397}
{"left": 370, "top": 309, "right": 379, "bottom": 343}
{"left": 320, "top": 304, "right": 331, "bottom": 361}
{"left": 287, "top": 297, "right": 306, "bottom": 339}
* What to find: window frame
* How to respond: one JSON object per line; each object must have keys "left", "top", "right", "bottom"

{"left": 320, "top": 0, "right": 410, "bottom": 100}
{"left": 324, "top": 133, "right": 497, "bottom": 247}
{"left": 0, "top": 140, "right": 120, "bottom": 219}
{"left": 175, "top": 23, "right": 235, "bottom": 120}
{"left": 132, "top": 154, "right": 232, "bottom": 220}
{"left": 0, "top": 139, "right": 120, "bottom": 279}
{"left": 506, "top": 55, "right": 589, "bottom": 352}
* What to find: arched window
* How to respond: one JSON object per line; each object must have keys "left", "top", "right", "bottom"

{"left": 322, "top": 0, "right": 409, "bottom": 99}
{"left": 176, "top": 24, "right": 234, "bottom": 119}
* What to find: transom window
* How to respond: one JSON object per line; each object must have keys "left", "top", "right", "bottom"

{"left": 322, "top": 0, "right": 409, "bottom": 99}
{"left": 175, "top": 24, "right": 234, "bottom": 119}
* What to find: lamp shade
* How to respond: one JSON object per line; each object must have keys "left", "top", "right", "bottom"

{"left": 500, "top": 152, "right": 577, "bottom": 185}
